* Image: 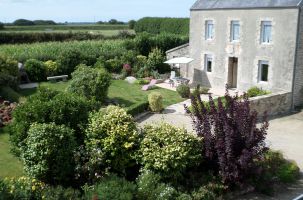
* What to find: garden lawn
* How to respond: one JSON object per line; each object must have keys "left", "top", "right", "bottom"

{"left": 0, "top": 128, "right": 24, "bottom": 178}
{"left": 108, "top": 80, "right": 184, "bottom": 109}
{"left": 20, "top": 80, "right": 184, "bottom": 109}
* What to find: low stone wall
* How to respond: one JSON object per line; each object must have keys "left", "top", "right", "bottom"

{"left": 249, "top": 91, "right": 292, "bottom": 116}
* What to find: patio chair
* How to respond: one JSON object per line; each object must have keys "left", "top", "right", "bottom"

{"left": 142, "top": 79, "right": 157, "bottom": 91}
{"left": 170, "top": 71, "right": 176, "bottom": 80}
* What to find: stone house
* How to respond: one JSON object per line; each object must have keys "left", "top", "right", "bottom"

{"left": 167, "top": 0, "right": 303, "bottom": 107}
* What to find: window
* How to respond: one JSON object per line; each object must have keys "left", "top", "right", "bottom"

{"left": 205, "top": 20, "right": 214, "bottom": 40}
{"left": 205, "top": 54, "right": 213, "bottom": 72}
{"left": 258, "top": 61, "right": 269, "bottom": 82}
{"left": 231, "top": 21, "right": 240, "bottom": 41}
{"left": 261, "top": 21, "right": 272, "bottom": 43}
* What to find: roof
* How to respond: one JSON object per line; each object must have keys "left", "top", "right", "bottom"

{"left": 191, "top": 0, "right": 303, "bottom": 10}
{"left": 166, "top": 43, "right": 189, "bottom": 53}
{"left": 164, "top": 57, "right": 194, "bottom": 64}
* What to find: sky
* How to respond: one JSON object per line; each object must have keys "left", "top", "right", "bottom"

{"left": 0, "top": 0, "right": 197, "bottom": 23}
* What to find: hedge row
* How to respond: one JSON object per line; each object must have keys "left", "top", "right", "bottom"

{"left": 135, "top": 17, "right": 189, "bottom": 35}
{"left": 0, "top": 31, "right": 134, "bottom": 45}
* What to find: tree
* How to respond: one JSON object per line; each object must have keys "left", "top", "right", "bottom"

{"left": 0, "top": 22, "right": 4, "bottom": 30}
{"left": 13, "top": 19, "right": 35, "bottom": 26}
{"left": 128, "top": 20, "right": 136, "bottom": 29}
{"left": 108, "top": 19, "right": 118, "bottom": 24}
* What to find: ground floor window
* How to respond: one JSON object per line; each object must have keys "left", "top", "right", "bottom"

{"left": 205, "top": 54, "right": 213, "bottom": 72}
{"left": 258, "top": 60, "right": 269, "bottom": 82}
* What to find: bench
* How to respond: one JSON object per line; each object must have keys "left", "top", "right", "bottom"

{"left": 47, "top": 75, "right": 68, "bottom": 82}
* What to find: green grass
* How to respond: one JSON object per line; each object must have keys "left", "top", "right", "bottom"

{"left": 108, "top": 80, "right": 184, "bottom": 109}
{"left": 0, "top": 128, "right": 24, "bottom": 178}
{"left": 19, "top": 80, "right": 184, "bottom": 109}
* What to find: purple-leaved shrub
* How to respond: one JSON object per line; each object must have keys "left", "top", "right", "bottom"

{"left": 186, "top": 90, "right": 269, "bottom": 186}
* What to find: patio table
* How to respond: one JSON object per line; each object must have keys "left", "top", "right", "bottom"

{"left": 172, "top": 77, "right": 190, "bottom": 86}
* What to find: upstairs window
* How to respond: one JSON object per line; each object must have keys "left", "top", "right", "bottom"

{"left": 258, "top": 61, "right": 269, "bottom": 82}
{"left": 205, "top": 20, "right": 214, "bottom": 40}
{"left": 205, "top": 54, "right": 213, "bottom": 72}
{"left": 261, "top": 21, "right": 272, "bottom": 43}
{"left": 231, "top": 21, "right": 240, "bottom": 41}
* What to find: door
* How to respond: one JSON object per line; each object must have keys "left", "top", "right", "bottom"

{"left": 228, "top": 57, "right": 238, "bottom": 88}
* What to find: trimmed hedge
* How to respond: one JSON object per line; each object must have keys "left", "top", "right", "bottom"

{"left": 135, "top": 17, "right": 189, "bottom": 35}
{"left": 126, "top": 102, "right": 149, "bottom": 116}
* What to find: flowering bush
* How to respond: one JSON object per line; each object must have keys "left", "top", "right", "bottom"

{"left": 186, "top": 91, "right": 269, "bottom": 186}
{"left": 44, "top": 60, "right": 58, "bottom": 76}
{"left": 139, "top": 123, "right": 202, "bottom": 180}
{"left": 0, "top": 99, "right": 16, "bottom": 127}
{"left": 1, "top": 177, "right": 46, "bottom": 200}
{"left": 85, "top": 106, "right": 140, "bottom": 176}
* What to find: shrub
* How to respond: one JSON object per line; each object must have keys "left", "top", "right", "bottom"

{"left": 148, "top": 92, "right": 163, "bottom": 112}
{"left": 0, "top": 86, "right": 20, "bottom": 102}
{"left": 0, "top": 97, "right": 17, "bottom": 127}
{"left": 0, "top": 22, "right": 4, "bottom": 30}
{"left": 24, "top": 59, "right": 46, "bottom": 82}
{"left": 85, "top": 106, "right": 140, "bottom": 175}
{"left": 146, "top": 48, "right": 165, "bottom": 71}
{"left": 140, "top": 123, "right": 202, "bottom": 180}
{"left": 128, "top": 20, "right": 136, "bottom": 29}
{"left": 177, "top": 84, "right": 190, "bottom": 98}
{"left": 126, "top": 102, "right": 149, "bottom": 116}
{"left": 21, "top": 123, "right": 77, "bottom": 185}
{"left": 1, "top": 176, "right": 46, "bottom": 200}
{"left": 85, "top": 175, "right": 137, "bottom": 200}
{"left": 44, "top": 60, "right": 58, "bottom": 76}
{"left": 186, "top": 91, "right": 269, "bottom": 186}
{"left": 104, "top": 57, "right": 124, "bottom": 73}
{"left": 254, "top": 150, "right": 300, "bottom": 192}
{"left": 247, "top": 86, "right": 270, "bottom": 98}
{"left": 67, "top": 64, "right": 111, "bottom": 102}
{"left": 136, "top": 170, "right": 178, "bottom": 200}
{"left": 9, "top": 88, "right": 93, "bottom": 155}
{"left": 0, "top": 55, "right": 18, "bottom": 88}
{"left": 191, "top": 186, "right": 216, "bottom": 200}
{"left": 135, "top": 79, "right": 150, "bottom": 85}
{"left": 42, "top": 186, "right": 82, "bottom": 200}
{"left": 57, "top": 49, "right": 83, "bottom": 75}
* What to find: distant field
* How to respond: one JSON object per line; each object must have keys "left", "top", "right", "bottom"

{"left": 4, "top": 24, "right": 129, "bottom": 31}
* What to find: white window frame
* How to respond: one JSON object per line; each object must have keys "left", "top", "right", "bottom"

{"left": 204, "top": 54, "right": 213, "bottom": 72}
{"left": 258, "top": 60, "right": 269, "bottom": 82}
{"left": 230, "top": 20, "right": 240, "bottom": 42}
{"left": 205, "top": 20, "right": 214, "bottom": 40}
{"left": 261, "top": 21, "right": 272, "bottom": 44}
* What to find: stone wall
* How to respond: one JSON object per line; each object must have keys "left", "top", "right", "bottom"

{"left": 249, "top": 91, "right": 292, "bottom": 116}
{"left": 166, "top": 44, "right": 190, "bottom": 78}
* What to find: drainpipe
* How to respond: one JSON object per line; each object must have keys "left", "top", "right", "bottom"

{"left": 292, "top": 7, "right": 301, "bottom": 110}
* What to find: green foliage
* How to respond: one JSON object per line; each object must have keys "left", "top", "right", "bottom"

{"left": 85, "top": 106, "right": 140, "bottom": 175}
{"left": 0, "top": 22, "right": 4, "bottom": 30}
{"left": 9, "top": 88, "right": 93, "bottom": 155}
{"left": 13, "top": 19, "right": 35, "bottom": 26}
{"left": 21, "top": 123, "right": 76, "bottom": 185}
{"left": 0, "top": 55, "right": 18, "bottom": 88}
{"left": 33, "top": 20, "right": 57, "bottom": 25}
{"left": 0, "top": 176, "right": 46, "bottom": 200}
{"left": 126, "top": 102, "right": 149, "bottom": 116}
{"left": 140, "top": 123, "right": 202, "bottom": 180}
{"left": 135, "top": 17, "right": 189, "bottom": 35}
{"left": 177, "top": 84, "right": 191, "bottom": 98}
{"left": 256, "top": 150, "right": 300, "bottom": 188}
{"left": 0, "top": 86, "right": 21, "bottom": 102}
{"left": 128, "top": 20, "right": 136, "bottom": 29}
{"left": 44, "top": 60, "right": 58, "bottom": 76}
{"left": 148, "top": 92, "right": 163, "bottom": 112}
{"left": 146, "top": 48, "right": 170, "bottom": 74}
{"left": 24, "top": 59, "right": 46, "bottom": 82}
{"left": 41, "top": 185, "right": 82, "bottom": 200}
{"left": 136, "top": 170, "right": 178, "bottom": 200}
{"left": 67, "top": 64, "right": 111, "bottom": 102}
{"left": 57, "top": 49, "right": 83, "bottom": 75}
{"left": 191, "top": 186, "right": 216, "bottom": 200}
{"left": 85, "top": 175, "right": 136, "bottom": 200}
{"left": 247, "top": 86, "right": 270, "bottom": 98}
{"left": 104, "top": 57, "right": 124, "bottom": 73}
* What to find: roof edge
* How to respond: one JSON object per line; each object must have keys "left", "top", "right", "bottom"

{"left": 190, "top": 6, "right": 300, "bottom": 11}
{"left": 166, "top": 43, "right": 189, "bottom": 54}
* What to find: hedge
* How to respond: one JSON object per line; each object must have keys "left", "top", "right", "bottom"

{"left": 135, "top": 17, "right": 189, "bottom": 35}
{"left": 126, "top": 102, "right": 149, "bottom": 116}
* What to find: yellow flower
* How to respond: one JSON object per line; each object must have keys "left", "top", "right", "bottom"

{"left": 32, "top": 185, "right": 36, "bottom": 191}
